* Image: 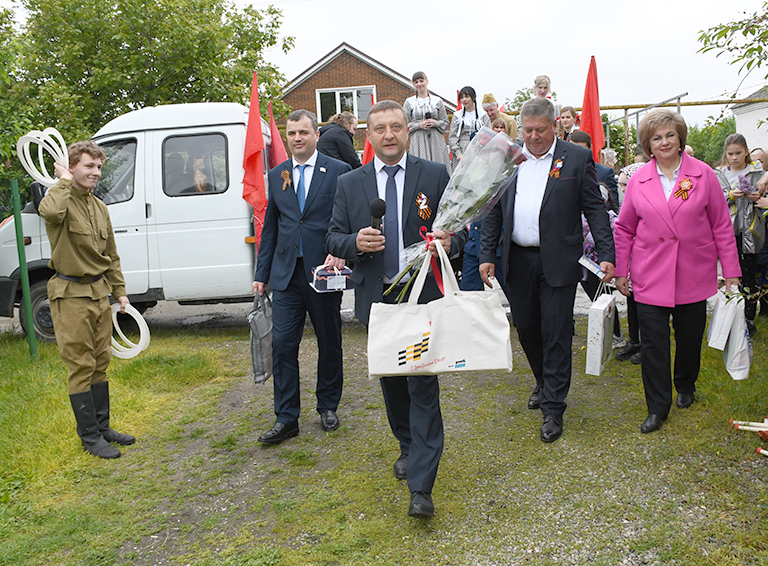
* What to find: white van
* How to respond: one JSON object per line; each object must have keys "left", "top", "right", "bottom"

{"left": 0, "top": 102, "right": 271, "bottom": 341}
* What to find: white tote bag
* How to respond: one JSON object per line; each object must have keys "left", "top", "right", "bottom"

{"left": 367, "top": 243, "right": 513, "bottom": 378}
{"left": 585, "top": 286, "right": 615, "bottom": 376}
{"left": 723, "top": 297, "right": 752, "bottom": 381}
{"left": 707, "top": 287, "right": 739, "bottom": 351}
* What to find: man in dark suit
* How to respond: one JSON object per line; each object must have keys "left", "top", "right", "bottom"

{"left": 253, "top": 109, "right": 351, "bottom": 444}
{"left": 326, "top": 100, "right": 466, "bottom": 518}
{"left": 569, "top": 130, "right": 620, "bottom": 210}
{"left": 479, "top": 98, "right": 615, "bottom": 443}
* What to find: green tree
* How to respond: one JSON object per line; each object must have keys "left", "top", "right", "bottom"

{"left": 603, "top": 114, "right": 638, "bottom": 169}
{"left": 687, "top": 116, "right": 737, "bottom": 166}
{"left": 698, "top": 2, "right": 768, "bottom": 76}
{"left": 0, "top": 0, "right": 293, "bottom": 217}
{"left": 504, "top": 87, "right": 558, "bottom": 113}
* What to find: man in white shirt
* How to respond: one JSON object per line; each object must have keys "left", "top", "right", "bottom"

{"left": 479, "top": 98, "right": 615, "bottom": 443}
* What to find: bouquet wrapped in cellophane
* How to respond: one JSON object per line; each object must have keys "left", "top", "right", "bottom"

{"left": 386, "top": 127, "right": 526, "bottom": 301}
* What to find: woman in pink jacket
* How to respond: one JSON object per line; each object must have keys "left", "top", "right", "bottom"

{"left": 614, "top": 109, "right": 741, "bottom": 434}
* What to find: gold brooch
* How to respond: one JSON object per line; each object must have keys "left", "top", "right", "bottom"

{"left": 281, "top": 170, "right": 291, "bottom": 191}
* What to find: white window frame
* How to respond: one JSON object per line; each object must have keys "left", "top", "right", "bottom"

{"left": 315, "top": 85, "right": 377, "bottom": 125}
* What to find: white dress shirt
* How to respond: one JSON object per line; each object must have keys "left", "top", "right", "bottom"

{"left": 656, "top": 159, "right": 681, "bottom": 201}
{"left": 292, "top": 150, "right": 318, "bottom": 203}
{"left": 511, "top": 140, "right": 557, "bottom": 247}
{"left": 374, "top": 153, "right": 408, "bottom": 283}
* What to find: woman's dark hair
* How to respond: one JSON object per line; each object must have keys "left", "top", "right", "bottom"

{"left": 412, "top": 71, "right": 427, "bottom": 82}
{"left": 459, "top": 86, "right": 477, "bottom": 106}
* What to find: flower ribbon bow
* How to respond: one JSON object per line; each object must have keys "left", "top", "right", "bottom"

{"left": 675, "top": 178, "right": 693, "bottom": 200}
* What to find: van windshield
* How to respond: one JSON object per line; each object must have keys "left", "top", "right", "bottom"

{"left": 94, "top": 139, "right": 137, "bottom": 205}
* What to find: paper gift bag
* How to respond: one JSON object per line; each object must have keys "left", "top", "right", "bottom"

{"left": 707, "top": 286, "right": 739, "bottom": 351}
{"left": 248, "top": 294, "right": 273, "bottom": 384}
{"left": 367, "top": 243, "right": 513, "bottom": 378}
{"left": 585, "top": 292, "right": 615, "bottom": 376}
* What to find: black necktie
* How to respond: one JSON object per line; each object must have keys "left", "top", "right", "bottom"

{"left": 383, "top": 165, "right": 400, "bottom": 278}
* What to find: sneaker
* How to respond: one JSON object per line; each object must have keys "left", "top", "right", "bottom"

{"left": 612, "top": 334, "right": 627, "bottom": 349}
{"left": 630, "top": 351, "right": 641, "bottom": 364}
{"left": 615, "top": 341, "right": 640, "bottom": 361}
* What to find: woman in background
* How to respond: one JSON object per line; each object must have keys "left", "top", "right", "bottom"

{"left": 317, "top": 112, "right": 362, "bottom": 169}
{"left": 614, "top": 109, "right": 740, "bottom": 434}
{"left": 403, "top": 72, "right": 452, "bottom": 173}
{"left": 448, "top": 86, "right": 489, "bottom": 167}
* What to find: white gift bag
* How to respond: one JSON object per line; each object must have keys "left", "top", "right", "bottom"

{"left": 585, "top": 287, "right": 615, "bottom": 376}
{"left": 723, "top": 297, "right": 752, "bottom": 381}
{"left": 367, "top": 243, "right": 513, "bottom": 378}
{"left": 707, "top": 287, "right": 739, "bottom": 351}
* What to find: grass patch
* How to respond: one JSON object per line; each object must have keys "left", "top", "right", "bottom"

{"left": 1, "top": 315, "right": 767, "bottom": 565}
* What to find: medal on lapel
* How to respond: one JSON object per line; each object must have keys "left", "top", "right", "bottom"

{"left": 549, "top": 158, "right": 564, "bottom": 179}
{"left": 281, "top": 170, "right": 291, "bottom": 191}
{"left": 416, "top": 192, "right": 431, "bottom": 220}
{"left": 675, "top": 178, "right": 692, "bottom": 200}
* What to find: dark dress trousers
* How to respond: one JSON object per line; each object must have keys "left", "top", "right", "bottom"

{"left": 326, "top": 153, "right": 466, "bottom": 494}
{"left": 480, "top": 139, "right": 615, "bottom": 415}
{"left": 254, "top": 154, "right": 352, "bottom": 425}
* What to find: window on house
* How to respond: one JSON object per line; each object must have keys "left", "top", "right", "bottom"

{"left": 316, "top": 86, "right": 376, "bottom": 123}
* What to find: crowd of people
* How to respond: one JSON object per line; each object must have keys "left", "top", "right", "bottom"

{"left": 45, "top": 74, "right": 766, "bottom": 522}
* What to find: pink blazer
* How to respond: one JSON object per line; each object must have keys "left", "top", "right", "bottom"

{"left": 614, "top": 152, "right": 741, "bottom": 307}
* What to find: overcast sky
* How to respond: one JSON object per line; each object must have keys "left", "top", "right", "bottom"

{"left": 4, "top": 0, "right": 766, "bottom": 127}
{"left": 246, "top": 0, "right": 767, "bottom": 127}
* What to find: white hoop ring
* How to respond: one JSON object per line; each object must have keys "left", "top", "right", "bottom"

{"left": 111, "top": 303, "right": 150, "bottom": 359}
{"left": 17, "top": 128, "right": 69, "bottom": 188}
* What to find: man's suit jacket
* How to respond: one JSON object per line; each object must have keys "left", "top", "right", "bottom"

{"left": 595, "top": 162, "right": 619, "bottom": 206}
{"left": 480, "top": 139, "right": 615, "bottom": 287}
{"left": 254, "top": 154, "right": 351, "bottom": 290}
{"left": 326, "top": 153, "right": 466, "bottom": 326}
{"left": 614, "top": 152, "right": 741, "bottom": 307}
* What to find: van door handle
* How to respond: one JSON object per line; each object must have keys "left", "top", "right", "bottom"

{"left": 146, "top": 203, "right": 152, "bottom": 218}
{"left": 115, "top": 229, "right": 128, "bottom": 234}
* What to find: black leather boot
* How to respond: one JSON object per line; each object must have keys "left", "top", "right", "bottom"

{"left": 69, "top": 391, "right": 121, "bottom": 459}
{"left": 91, "top": 381, "right": 135, "bottom": 445}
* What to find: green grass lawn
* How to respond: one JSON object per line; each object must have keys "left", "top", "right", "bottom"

{"left": 0, "top": 316, "right": 766, "bottom": 566}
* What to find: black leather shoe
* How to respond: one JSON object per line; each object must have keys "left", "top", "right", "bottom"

{"left": 257, "top": 422, "right": 299, "bottom": 444}
{"left": 393, "top": 453, "right": 408, "bottom": 480}
{"left": 630, "top": 351, "right": 642, "bottom": 364}
{"left": 408, "top": 491, "right": 434, "bottom": 518}
{"left": 640, "top": 413, "right": 666, "bottom": 434}
{"left": 320, "top": 410, "right": 339, "bottom": 431}
{"left": 676, "top": 392, "right": 694, "bottom": 409}
{"left": 540, "top": 414, "right": 563, "bottom": 443}
{"left": 615, "top": 341, "right": 641, "bottom": 361}
{"left": 527, "top": 386, "right": 544, "bottom": 410}
{"left": 747, "top": 319, "right": 758, "bottom": 336}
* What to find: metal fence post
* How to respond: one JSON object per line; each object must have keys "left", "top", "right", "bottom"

{"left": 11, "top": 179, "right": 38, "bottom": 358}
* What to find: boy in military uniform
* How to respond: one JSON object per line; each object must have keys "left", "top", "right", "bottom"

{"left": 39, "top": 141, "right": 135, "bottom": 459}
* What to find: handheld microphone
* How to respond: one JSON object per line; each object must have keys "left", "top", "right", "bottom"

{"left": 370, "top": 198, "right": 386, "bottom": 231}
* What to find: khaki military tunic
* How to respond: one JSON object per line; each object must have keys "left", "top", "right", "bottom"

{"left": 38, "top": 179, "right": 127, "bottom": 393}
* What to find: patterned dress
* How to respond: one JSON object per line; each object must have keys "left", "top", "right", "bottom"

{"left": 404, "top": 95, "right": 452, "bottom": 174}
{"left": 448, "top": 108, "right": 490, "bottom": 168}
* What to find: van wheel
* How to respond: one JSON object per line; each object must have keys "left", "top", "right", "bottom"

{"left": 19, "top": 280, "right": 57, "bottom": 343}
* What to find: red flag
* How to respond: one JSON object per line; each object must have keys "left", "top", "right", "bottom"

{"left": 581, "top": 56, "right": 605, "bottom": 163}
{"left": 362, "top": 136, "right": 375, "bottom": 165}
{"left": 456, "top": 90, "right": 462, "bottom": 111}
{"left": 267, "top": 102, "right": 288, "bottom": 168}
{"left": 242, "top": 72, "right": 267, "bottom": 250}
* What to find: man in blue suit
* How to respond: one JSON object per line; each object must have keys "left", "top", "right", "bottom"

{"left": 253, "top": 109, "right": 352, "bottom": 444}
